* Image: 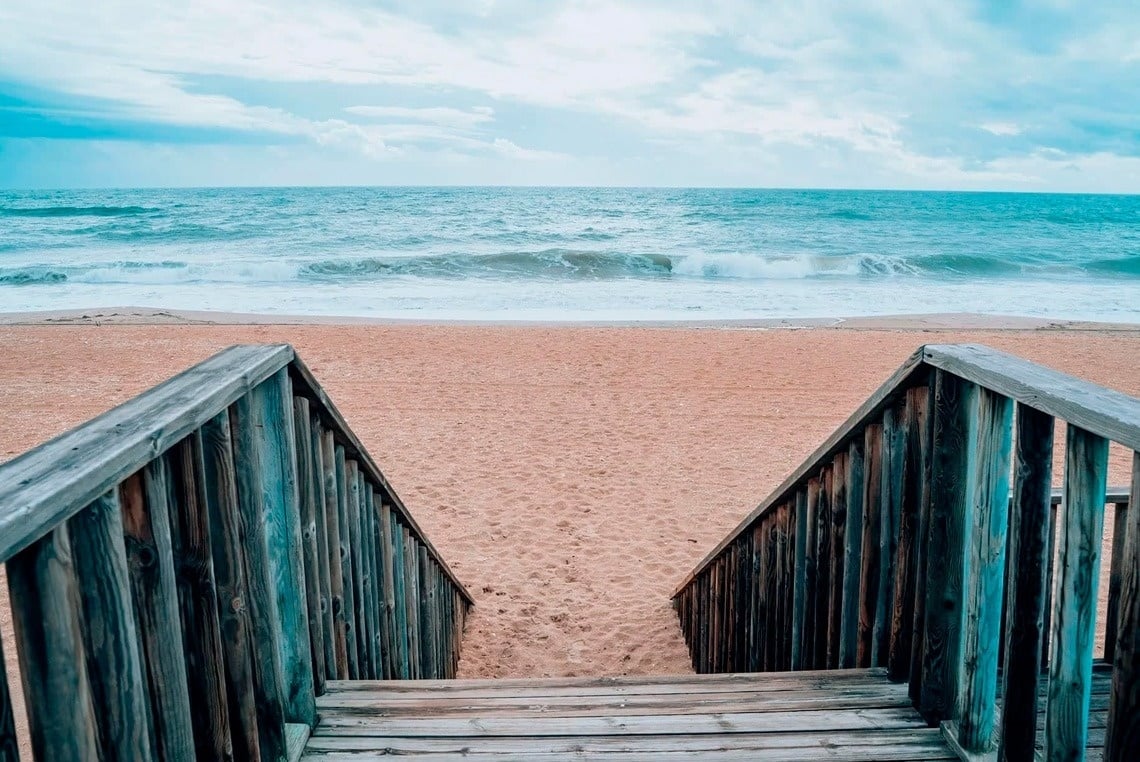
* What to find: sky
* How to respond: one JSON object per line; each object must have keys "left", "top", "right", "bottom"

{"left": 1, "top": 1, "right": 1139, "bottom": 191}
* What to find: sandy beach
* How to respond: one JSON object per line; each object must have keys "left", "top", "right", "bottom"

{"left": 2, "top": 311, "right": 1138, "bottom": 745}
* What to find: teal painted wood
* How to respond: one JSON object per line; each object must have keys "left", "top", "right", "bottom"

{"left": 69, "top": 491, "right": 156, "bottom": 762}
{"left": 1044, "top": 425, "right": 1109, "bottom": 760}
{"left": 907, "top": 383, "right": 934, "bottom": 705}
{"left": 954, "top": 388, "right": 1014, "bottom": 753}
{"left": 251, "top": 370, "right": 316, "bottom": 724}
{"left": 336, "top": 449, "right": 361, "bottom": 679}
{"left": 123, "top": 462, "right": 196, "bottom": 761}
{"left": 0, "top": 621, "right": 18, "bottom": 761}
{"left": 164, "top": 437, "right": 232, "bottom": 760}
{"left": 312, "top": 418, "right": 339, "bottom": 679}
{"left": 292, "top": 398, "right": 327, "bottom": 696}
{"left": 321, "top": 431, "right": 348, "bottom": 678}
{"left": 874, "top": 407, "right": 905, "bottom": 669}
{"left": 1106, "top": 452, "right": 1140, "bottom": 761}
{"left": 7, "top": 524, "right": 100, "bottom": 761}
{"left": 839, "top": 438, "right": 865, "bottom": 669}
{"left": 229, "top": 395, "right": 289, "bottom": 760}
{"left": 790, "top": 488, "right": 808, "bottom": 670}
{"left": 856, "top": 423, "right": 883, "bottom": 668}
{"left": 379, "top": 502, "right": 399, "bottom": 680}
{"left": 801, "top": 479, "right": 819, "bottom": 670}
{"left": 998, "top": 404, "right": 1054, "bottom": 762}
{"left": 918, "top": 371, "right": 977, "bottom": 724}
{"left": 198, "top": 417, "right": 263, "bottom": 760}
{"left": 390, "top": 511, "right": 411, "bottom": 679}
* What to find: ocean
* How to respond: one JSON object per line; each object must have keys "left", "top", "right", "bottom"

{"left": 1, "top": 187, "right": 1138, "bottom": 322}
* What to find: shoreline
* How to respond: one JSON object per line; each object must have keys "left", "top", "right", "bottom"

{"left": 1, "top": 305, "right": 1138, "bottom": 331}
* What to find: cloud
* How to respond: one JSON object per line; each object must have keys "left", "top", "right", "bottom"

{"left": 979, "top": 122, "right": 1024, "bottom": 137}
{"left": 345, "top": 106, "right": 495, "bottom": 128}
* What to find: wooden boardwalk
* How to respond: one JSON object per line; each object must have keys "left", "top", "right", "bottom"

{"left": 302, "top": 668, "right": 956, "bottom": 760}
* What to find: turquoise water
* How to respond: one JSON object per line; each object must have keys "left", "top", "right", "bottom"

{"left": 1, "top": 187, "right": 1138, "bottom": 321}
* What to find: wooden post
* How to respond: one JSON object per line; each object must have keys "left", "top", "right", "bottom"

{"left": 998, "top": 404, "right": 1054, "bottom": 762}
{"left": 320, "top": 430, "right": 348, "bottom": 678}
{"left": 1042, "top": 501, "right": 1059, "bottom": 671}
{"left": 1105, "top": 498, "right": 1129, "bottom": 664}
{"left": 1044, "top": 425, "right": 1109, "bottom": 760}
{"left": 891, "top": 390, "right": 927, "bottom": 683}
{"left": 380, "top": 503, "right": 402, "bottom": 679}
{"left": 802, "top": 479, "right": 820, "bottom": 669}
{"left": 812, "top": 469, "right": 832, "bottom": 670}
{"left": 419, "top": 546, "right": 437, "bottom": 678}
{"left": 1106, "top": 452, "right": 1140, "bottom": 761}
{"left": 292, "top": 399, "right": 327, "bottom": 695}
{"left": 7, "top": 524, "right": 100, "bottom": 761}
{"left": 828, "top": 453, "right": 847, "bottom": 669}
{"left": 777, "top": 503, "right": 792, "bottom": 670}
{"left": 734, "top": 535, "right": 750, "bottom": 673}
{"left": 165, "top": 438, "right": 232, "bottom": 761}
{"left": 311, "top": 418, "right": 338, "bottom": 680}
{"left": 344, "top": 461, "right": 367, "bottom": 680}
{"left": 198, "top": 417, "right": 264, "bottom": 760}
{"left": 857, "top": 423, "right": 883, "bottom": 668}
{"left": 251, "top": 371, "right": 316, "bottom": 723}
{"left": 790, "top": 488, "right": 808, "bottom": 670}
{"left": 907, "top": 383, "right": 934, "bottom": 705}
{"left": 953, "top": 388, "right": 1014, "bottom": 753}
{"left": 764, "top": 518, "right": 779, "bottom": 671}
{"left": 840, "top": 438, "right": 865, "bottom": 669}
{"left": 69, "top": 491, "right": 156, "bottom": 761}
{"left": 875, "top": 408, "right": 905, "bottom": 668}
{"left": 748, "top": 525, "right": 761, "bottom": 672}
{"left": 336, "top": 449, "right": 360, "bottom": 679}
{"left": 120, "top": 466, "right": 196, "bottom": 761}
{"left": 723, "top": 543, "right": 736, "bottom": 672}
{"left": 918, "top": 370, "right": 976, "bottom": 724}
{"left": 0, "top": 631, "right": 18, "bottom": 762}
{"left": 403, "top": 527, "right": 422, "bottom": 678}
{"left": 362, "top": 486, "right": 384, "bottom": 680}
{"left": 390, "top": 513, "right": 410, "bottom": 679}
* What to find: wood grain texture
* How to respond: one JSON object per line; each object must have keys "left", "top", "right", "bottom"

{"left": 69, "top": 491, "right": 156, "bottom": 761}
{"left": 828, "top": 453, "right": 847, "bottom": 670}
{"left": 380, "top": 502, "right": 400, "bottom": 680}
{"left": 7, "top": 524, "right": 100, "bottom": 762}
{"left": 791, "top": 488, "right": 808, "bottom": 671}
{"left": 0, "top": 626, "right": 18, "bottom": 762}
{"left": 166, "top": 436, "right": 233, "bottom": 761}
{"left": 890, "top": 390, "right": 927, "bottom": 685}
{"left": 801, "top": 479, "right": 819, "bottom": 670}
{"left": 840, "top": 439, "right": 865, "bottom": 669}
{"left": 812, "top": 468, "right": 832, "bottom": 670}
{"left": 1044, "top": 425, "right": 1109, "bottom": 760}
{"left": 321, "top": 431, "right": 348, "bottom": 679}
{"left": 1104, "top": 499, "right": 1128, "bottom": 665}
{"left": 0, "top": 344, "right": 293, "bottom": 564}
{"left": 311, "top": 417, "right": 338, "bottom": 680}
{"left": 419, "top": 546, "right": 437, "bottom": 678}
{"left": 1105, "top": 452, "right": 1140, "bottom": 761}
{"left": 918, "top": 371, "right": 976, "bottom": 724}
{"left": 906, "top": 383, "right": 934, "bottom": 706}
{"left": 292, "top": 398, "right": 327, "bottom": 696}
{"left": 876, "top": 407, "right": 905, "bottom": 669}
{"left": 997, "top": 404, "right": 1054, "bottom": 762}
{"left": 342, "top": 460, "right": 365, "bottom": 679}
{"left": 390, "top": 512, "right": 411, "bottom": 680}
{"left": 404, "top": 527, "right": 423, "bottom": 679}
{"left": 362, "top": 486, "right": 384, "bottom": 680}
{"left": 857, "top": 424, "right": 883, "bottom": 669}
{"left": 953, "top": 388, "right": 1013, "bottom": 753}
{"left": 336, "top": 449, "right": 361, "bottom": 679}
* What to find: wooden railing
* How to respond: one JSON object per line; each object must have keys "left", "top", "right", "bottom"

{"left": 672, "top": 344, "right": 1140, "bottom": 761}
{"left": 0, "top": 345, "right": 473, "bottom": 761}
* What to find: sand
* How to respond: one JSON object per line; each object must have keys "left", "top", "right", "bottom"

{"left": 1, "top": 313, "right": 1138, "bottom": 745}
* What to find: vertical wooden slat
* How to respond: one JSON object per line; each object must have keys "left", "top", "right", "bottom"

{"left": 320, "top": 430, "right": 347, "bottom": 678}
{"left": 292, "top": 399, "right": 327, "bottom": 695}
{"left": 778, "top": 502, "right": 792, "bottom": 670}
{"left": 764, "top": 519, "right": 779, "bottom": 671}
{"left": 363, "top": 486, "right": 384, "bottom": 680}
{"left": 790, "top": 488, "right": 808, "bottom": 670}
{"left": 0, "top": 631, "right": 18, "bottom": 762}
{"left": 390, "top": 515, "right": 410, "bottom": 679}
{"left": 1044, "top": 425, "right": 1109, "bottom": 760}
{"left": 857, "top": 423, "right": 883, "bottom": 668}
{"left": 917, "top": 371, "right": 976, "bottom": 724}
{"left": 403, "top": 528, "right": 422, "bottom": 678}
{"left": 419, "top": 546, "right": 437, "bottom": 678}
{"left": 7, "top": 524, "right": 100, "bottom": 761}
{"left": 828, "top": 453, "right": 847, "bottom": 669}
{"left": 907, "top": 382, "right": 935, "bottom": 705}
{"left": 890, "top": 390, "right": 926, "bottom": 683}
{"left": 380, "top": 503, "right": 402, "bottom": 679}
{"left": 748, "top": 526, "right": 761, "bottom": 672}
{"left": 812, "top": 470, "right": 832, "bottom": 670}
{"left": 876, "top": 405, "right": 905, "bottom": 674}
{"left": 802, "top": 479, "right": 820, "bottom": 669}
{"left": 1106, "top": 452, "right": 1140, "bottom": 761}
{"left": 311, "top": 418, "right": 337, "bottom": 680}
{"left": 733, "top": 536, "right": 748, "bottom": 673}
{"left": 121, "top": 466, "right": 196, "bottom": 761}
{"left": 953, "top": 389, "right": 1014, "bottom": 753}
{"left": 165, "top": 438, "right": 232, "bottom": 760}
{"left": 1105, "top": 499, "right": 1128, "bottom": 664}
{"left": 336, "top": 449, "right": 360, "bottom": 679}
{"left": 344, "top": 462, "right": 367, "bottom": 680}
{"left": 1042, "top": 501, "right": 1060, "bottom": 671}
{"left": 724, "top": 543, "right": 737, "bottom": 672}
{"left": 998, "top": 404, "right": 1054, "bottom": 762}
{"left": 69, "top": 491, "right": 155, "bottom": 761}
{"left": 251, "top": 371, "right": 315, "bottom": 724}
{"left": 840, "top": 438, "right": 865, "bottom": 669}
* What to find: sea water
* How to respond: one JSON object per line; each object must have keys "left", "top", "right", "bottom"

{"left": 1, "top": 187, "right": 1138, "bottom": 322}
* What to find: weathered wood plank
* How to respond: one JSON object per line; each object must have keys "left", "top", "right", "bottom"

{"left": 198, "top": 416, "right": 263, "bottom": 760}
{"left": 344, "top": 462, "right": 367, "bottom": 680}
{"left": 875, "top": 407, "right": 905, "bottom": 668}
{"left": 380, "top": 502, "right": 401, "bottom": 680}
{"left": 997, "top": 404, "right": 1054, "bottom": 762}
{"left": 362, "top": 485, "right": 384, "bottom": 680}
{"left": 336, "top": 450, "right": 361, "bottom": 679}
{"left": 840, "top": 438, "right": 865, "bottom": 669}
{"left": 1044, "top": 425, "right": 1109, "bottom": 760}
{"left": 857, "top": 423, "right": 883, "bottom": 668}
{"left": 953, "top": 388, "right": 1014, "bottom": 753}
{"left": 7, "top": 524, "right": 100, "bottom": 761}
{"left": 404, "top": 527, "right": 422, "bottom": 678}
{"left": 1104, "top": 499, "right": 1128, "bottom": 665}
{"left": 1106, "top": 451, "right": 1140, "bottom": 761}
{"left": 69, "top": 491, "right": 156, "bottom": 761}
{"left": 918, "top": 370, "right": 976, "bottom": 724}
{"left": 165, "top": 436, "right": 232, "bottom": 761}
{"left": 828, "top": 453, "right": 847, "bottom": 670}
{"left": 801, "top": 479, "right": 820, "bottom": 670}
{"left": 0, "top": 344, "right": 293, "bottom": 564}
{"left": 419, "top": 546, "right": 437, "bottom": 679}
{"left": 321, "top": 430, "right": 348, "bottom": 678}
{"left": 312, "top": 417, "right": 338, "bottom": 680}
{"left": 791, "top": 488, "right": 809, "bottom": 670}
{"left": 122, "top": 464, "right": 196, "bottom": 761}
{"left": 812, "top": 469, "right": 832, "bottom": 670}
{"left": 906, "top": 383, "right": 934, "bottom": 704}
{"left": 390, "top": 512, "right": 411, "bottom": 679}
{"left": 292, "top": 398, "right": 327, "bottom": 696}
{"left": 890, "top": 389, "right": 927, "bottom": 684}
{"left": 1042, "top": 499, "right": 1059, "bottom": 671}
{"left": 0, "top": 628, "right": 17, "bottom": 762}
{"left": 251, "top": 370, "right": 316, "bottom": 723}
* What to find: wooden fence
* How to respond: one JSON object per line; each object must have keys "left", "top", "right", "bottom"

{"left": 672, "top": 343, "right": 1139, "bottom": 761}
{"left": 0, "top": 344, "right": 473, "bottom": 761}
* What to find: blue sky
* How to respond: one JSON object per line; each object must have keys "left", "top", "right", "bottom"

{"left": 1, "top": 1, "right": 1139, "bottom": 190}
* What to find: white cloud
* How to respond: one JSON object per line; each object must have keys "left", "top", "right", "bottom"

{"left": 980, "top": 122, "right": 1024, "bottom": 136}
{"left": 345, "top": 106, "right": 495, "bottom": 128}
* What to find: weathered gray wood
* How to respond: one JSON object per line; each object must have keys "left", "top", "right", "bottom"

{"left": 840, "top": 438, "right": 865, "bottom": 669}
{"left": 419, "top": 546, "right": 438, "bottom": 678}
{"left": 293, "top": 398, "right": 327, "bottom": 696}
{"left": 857, "top": 424, "right": 883, "bottom": 668}
{"left": 1042, "top": 500, "right": 1059, "bottom": 671}
{"left": 69, "top": 490, "right": 156, "bottom": 761}
{"left": 7, "top": 524, "right": 100, "bottom": 761}
{"left": 918, "top": 371, "right": 976, "bottom": 724}
{"left": 390, "top": 511, "right": 411, "bottom": 679}
{"left": 890, "top": 388, "right": 928, "bottom": 685}
{"left": 673, "top": 348, "right": 929, "bottom": 596}
{"left": 828, "top": 453, "right": 847, "bottom": 669}
{"left": 790, "top": 488, "right": 808, "bottom": 670}
{"left": 343, "top": 461, "right": 366, "bottom": 680}
{"left": 875, "top": 408, "right": 905, "bottom": 668}
{"left": 0, "top": 627, "right": 18, "bottom": 762}
{"left": 1044, "top": 425, "right": 1109, "bottom": 760}
{"left": 312, "top": 417, "right": 339, "bottom": 679}
{"left": 198, "top": 416, "right": 263, "bottom": 760}
{"left": 1106, "top": 452, "right": 1140, "bottom": 761}
{"left": 812, "top": 469, "right": 831, "bottom": 670}
{"left": 288, "top": 356, "right": 472, "bottom": 605}
{"left": 1104, "top": 499, "right": 1128, "bottom": 665}
{"left": 801, "top": 479, "right": 819, "bottom": 670}
{"left": 321, "top": 430, "right": 348, "bottom": 678}
{"left": 336, "top": 448, "right": 361, "bottom": 679}
{"left": 923, "top": 343, "right": 1140, "bottom": 452}
{"left": 953, "top": 388, "right": 1014, "bottom": 753}
{"left": 997, "top": 404, "right": 1054, "bottom": 762}
{"left": 0, "top": 344, "right": 294, "bottom": 564}
{"left": 906, "top": 383, "right": 934, "bottom": 705}
{"left": 363, "top": 486, "right": 385, "bottom": 680}
{"left": 252, "top": 370, "right": 316, "bottom": 723}
{"left": 165, "top": 437, "right": 233, "bottom": 761}
{"left": 286, "top": 723, "right": 311, "bottom": 762}
{"left": 380, "top": 502, "right": 401, "bottom": 679}
{"left": 404, "top": 527, "right": 422, "bottom": 678}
